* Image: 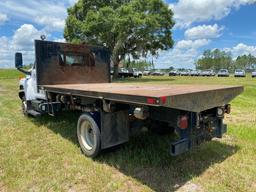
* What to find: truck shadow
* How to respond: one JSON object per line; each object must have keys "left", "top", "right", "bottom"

{"left": 32, "top": 112, "right": 239, "bottom": 192}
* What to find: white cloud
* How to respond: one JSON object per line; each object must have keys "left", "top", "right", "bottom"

{"left": 184, "top": 24, "right": 224, "bottom": 40}
{"left": 155, "top": 48, "right": 198, "bottom": 69}
{"left": 0, "top": 24, "right": 46, "bottom": 68}
{"left": 176, "top": 39, "right": 210, "bottom": 50}
{"left": 12, "top": 24, "right": 43, "bottom": 51}
{"left": 154, "top": 38, "right": 210, "bottom": 69}
{"left": 0, "top": 0, "right": 75, "bottom": 31}
{"left": 0, "top": 36, "right": 12, "bottom": 68}
{"left": 68, "top": 0, "right": 79, "bottom": 6}
{"left": 0, "top": 12, "right": 8, "bottom": 24}
{"left": 35, "top": 16, "right": 65, "bottom": 31}
{"left": 53, "top": 38, "right": 66, "bottom": 43}
{"left": 170, "top": 0, "right": 256, "bottom": 28}
{"left": 224, "top": 43, "right": 256, "bottom": 58}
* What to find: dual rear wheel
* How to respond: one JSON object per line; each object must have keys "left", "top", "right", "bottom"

{"left": 77, "top": 114, "right": 101, "bottom": 157}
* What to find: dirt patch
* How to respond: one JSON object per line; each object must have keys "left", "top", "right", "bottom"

{"left": 102, "top": 171, "right": 145, "bottom": 192}
{"left": 176, "top": 181, "right": 204, "bottom": 192}
{"left": 0, "top": 169, "right": 6, "bottom": 192}
{"left": 0, "top": 182, "right": 7, "bottom": 192}
{"left": 0, "top": 86, "right": 5, "bottom": 94}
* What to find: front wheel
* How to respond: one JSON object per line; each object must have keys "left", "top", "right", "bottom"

{"left": 21, "top": 100, "right": 28, "bottom": 116}
{"left": 77, "top": 113, "right": 101, "bottom": 158}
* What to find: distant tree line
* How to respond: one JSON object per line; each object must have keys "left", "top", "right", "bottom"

{"left": 196, "top": 49, "right": 256, "bottom": 71}
{"left": 123, "top": 59, "right": 154, "bottom": 70}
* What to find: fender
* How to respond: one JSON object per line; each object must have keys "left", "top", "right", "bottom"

{"left": 18, "top": 90, "right": 25, "bottom": 100}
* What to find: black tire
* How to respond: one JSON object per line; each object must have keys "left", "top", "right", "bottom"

{"left": 149, "top": 120, "right": 175, "bottom": 135}
{"left": 77, "top": 113, "right": 101, "bottom": 158}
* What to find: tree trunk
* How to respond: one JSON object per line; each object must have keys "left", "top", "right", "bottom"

{"left": 113, "top": 58, "right": 120, "bottom": 79}
{"left": 111, "top": 39, "right": 124, "bottom": 79}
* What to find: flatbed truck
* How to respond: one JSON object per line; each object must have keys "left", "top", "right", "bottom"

{"left": 15, "top": 40, "right": 243, "bottom": 157}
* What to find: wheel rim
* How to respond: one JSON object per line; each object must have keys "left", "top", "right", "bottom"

{"left": 22, "top": 101, "right": 27, "bottom": 114}
{"left": 80, "top": 121, "right": 95, "bottom": 151}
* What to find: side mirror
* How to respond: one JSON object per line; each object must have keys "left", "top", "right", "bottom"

{"left": 15, "top": 52, "right": 23, "bottom": 68}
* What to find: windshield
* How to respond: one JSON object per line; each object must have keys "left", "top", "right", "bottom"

{"left": 220, "top": 69, "right": 227, "bottom": 72}
{"left": 235, "top": 69, "right": 243, "bottom": 72}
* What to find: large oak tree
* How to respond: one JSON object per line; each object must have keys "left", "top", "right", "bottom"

{"left": 64, "top": 0, "right": 174, "bottom": 77}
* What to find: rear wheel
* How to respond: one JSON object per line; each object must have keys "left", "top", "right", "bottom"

{"left": 77, "top": 113, "right": 101, "bottom": 157}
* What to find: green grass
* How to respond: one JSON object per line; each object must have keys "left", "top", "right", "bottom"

{"left": 0, "top": 70, "right": 256, "bottom": 191}
{"left": 0, "top": 69, "right": 23, "bottom": 79}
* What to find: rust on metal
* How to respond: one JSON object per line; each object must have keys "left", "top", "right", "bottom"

{"left": 35, "top": 40, "right": 110, "bottom": 85}
{"left": 36, "top": 40, "right": 244, "bottom": 112}
{"left": 42, "top": 83, "right": 244, "bottom": 112}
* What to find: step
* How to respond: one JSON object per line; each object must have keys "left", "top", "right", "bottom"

{"left": 27, "top": 110, "right": 42, "bottom": 117}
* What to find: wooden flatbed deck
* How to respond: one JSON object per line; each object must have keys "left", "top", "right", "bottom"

{"left": 42, "top": 83, "right": 243, "bottom": 112}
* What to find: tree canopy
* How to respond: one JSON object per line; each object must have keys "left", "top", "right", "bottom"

{"left": 64, "top": 0, "right": 175, "bottom": 77}
{"left": 195, "top": 49, "right": 233, "bottom": 71}
{"left": 196, "top": 49, "right": 256, "bottom": 71}
{"left": 235, "top": 54, "right": 256, "bottom": 70}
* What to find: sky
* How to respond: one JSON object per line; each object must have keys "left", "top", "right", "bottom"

{"left": 0, "top": 0, "right": 256, "bottom": 69}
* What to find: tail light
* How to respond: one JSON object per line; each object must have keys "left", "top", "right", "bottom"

{"left": 178, "top": 115, "right": 188, "bottom": 129}
{"left": 160, "top": 96, "right": 167, "bottom": 105}
{"left": 147, "top": 98, "right": 160, "bottom": 104}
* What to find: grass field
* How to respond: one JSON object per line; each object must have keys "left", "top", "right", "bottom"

{"left": 0, "top": 69, "right": 256, "bottom": 192}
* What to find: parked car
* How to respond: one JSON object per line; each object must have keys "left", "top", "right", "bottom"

{"left": 143, "top": 70, "right": 151, "bottom": 76}
{"left": 180, "top": 71, "right": 190, "bottom": 76}
{"left": 252, "top": 71, "right": 256, "bottom": 78}
{"left": 200, "top": 70, "right": 208, "bottom": 76}
{"left": 217, "top": 69, "right": 229, "bottom": 77}
{"left": 118, "top": 67, "right": 129, "bottom": 78}
{"left": 128, "top": 68, "right": 143, "bottom": 78}
{"left": 169, "top": 70, "right": 179, "bottom": 76}
{"left": 133, "top": 68, "right": 143, "bottom": 78}
{"left": 152, "top": 70, "right": 165, "bottom": 76}
{"left": 201, "top": 70, "right": 216, "bottom": 77}
{"left": 190, "top": 70, "right": 200, "bottom": 76}
{"left": 234, "top": 69, "right": 246, "bottom": 77}
{"left": 209, "top": 70, "right": 216, "bottom": 76}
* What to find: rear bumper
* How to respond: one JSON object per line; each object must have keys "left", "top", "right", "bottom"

{"left": 170, "top": 123, "right": 227, "bottom": 156}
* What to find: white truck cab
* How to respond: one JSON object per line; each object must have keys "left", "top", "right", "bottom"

{"left": 15, "top": 54, "right": 46, "bottom": 115}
